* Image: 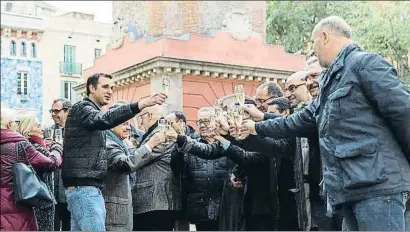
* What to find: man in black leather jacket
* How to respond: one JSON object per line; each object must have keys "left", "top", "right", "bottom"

{"left": 235, "top": 96, "right": 299, "bottom": 231}
{"left": 62, "top": 73, "right": 166, "bottom": 231}
{"left": 243, "top": 16, "right": 410, "bottom": 231}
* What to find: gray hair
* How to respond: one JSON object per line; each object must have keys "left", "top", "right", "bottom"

{"left": 1, "top": 108, "right": 17, "bottom": 129}
{"left": 52, "top": 98, "right": 72, "bottom": 110}
{"left": 305, "top": 55, "right": 321, "bottom": 71}
{"left": 313, "top": 16, "right": 352, "bottom": 39}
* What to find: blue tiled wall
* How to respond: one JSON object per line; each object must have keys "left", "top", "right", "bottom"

{"left": 1, "top": 58, "right": 43, "bottom": 121}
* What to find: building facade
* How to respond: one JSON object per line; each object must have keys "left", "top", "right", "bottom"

{"left": 75, "top": 1, "right": 305, "bottom": 129}
{"left": 1, "top": 1, "right": 46, "bottom": 119}
{"left": 40, "top": 12, "right": 111, "bottom": 124}
{"left": 112, "top": 1, "right": 266, "bottom": 42}
{"left": 1, "top": 1, "right": 112, "bottom": 125}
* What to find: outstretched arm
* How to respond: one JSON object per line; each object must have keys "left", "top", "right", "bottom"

{"left": 176, "top": 135, "right": 224, "bottom": 160}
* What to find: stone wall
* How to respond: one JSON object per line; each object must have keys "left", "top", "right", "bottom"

{"left": 113, "top": 1, "right": 266, "bottom": 41}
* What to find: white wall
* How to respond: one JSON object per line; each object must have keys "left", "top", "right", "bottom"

{"left": 39, "top": 15, "right": 111, "bottom": 125}
{"left": 1, "top": 12, "right": 43, "bottom": 31}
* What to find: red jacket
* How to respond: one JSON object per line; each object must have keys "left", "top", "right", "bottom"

{"left": 0, "top": 130, "right": 62, "bottom": 231}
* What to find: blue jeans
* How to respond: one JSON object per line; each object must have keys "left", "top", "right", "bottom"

{"left": 65, "top": 186, "right": 106, "bottom": 231}
{"left": 342, "top": 192, "right": 409, "bottom": 231}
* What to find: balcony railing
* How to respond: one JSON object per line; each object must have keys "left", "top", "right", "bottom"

{"left": 60, "top": 62, "right": 82, "bottom": 76}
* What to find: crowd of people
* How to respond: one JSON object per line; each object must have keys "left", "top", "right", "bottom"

{"left": 1, "top": 16, "right": 409, "bottom": 231}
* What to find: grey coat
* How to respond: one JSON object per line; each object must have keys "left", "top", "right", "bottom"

{"left": 102, "top": 130, "right": 152, "bottom": 231}
{"left": 132, "top": 125, "right": 182, "bottom": 215}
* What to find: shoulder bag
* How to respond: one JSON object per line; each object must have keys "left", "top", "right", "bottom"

{"left": 12, "top": 141, "right": 56, "bottom": 207}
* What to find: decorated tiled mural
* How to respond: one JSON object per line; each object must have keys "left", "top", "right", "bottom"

{"left": 0, "top": 58, "right": 43, "bottom": 121}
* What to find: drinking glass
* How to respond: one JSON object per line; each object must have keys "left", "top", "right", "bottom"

{"left": 234, "top": 84, "right": 245, "bottom": 106}
{"left": 162, "top": 76, "right": 170, "bottom": 106}
{"left": 158, "top": 118, "right": 169, "bottom": 134}
{"left": 208, "top": 110, "right": 217, "bottom": 132}
{"left": 232, "top": 104, "right": 245, "bottom": 140}
{"left": 55, "top": 128, "right": 63, "bottom": 143}
{"left": 213, "top": 105, "right": 225, "bottom": 135}
{"left": 43, "top": 127, "right": 52, "bottom": 140}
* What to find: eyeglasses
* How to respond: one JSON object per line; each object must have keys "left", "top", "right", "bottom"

{"left": 285, "top": 83, "right": 306, "bottom": 93}
{"left": 196, "top": 119, "right": 211, "bottom": 126}
{"left": 255, "top": 97, "right": 274, "bottom": 105}
{"left": 49, "top": 108, "right": 67, "bottom": 114}
{"left": 304, "top": 73, "right": 320, "bottom": 82}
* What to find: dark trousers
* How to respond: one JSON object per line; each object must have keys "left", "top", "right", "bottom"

{"left": 54, "top": 202, "right": 71, "bottom": 231}
{"left": 195, "top": 220, "right": 219, "bottom": 231}
{"left": 311, "top": 200, "right": 342, "bottom": 231}
{"left": 133, "top": 210, "right": 176, "bottom": 231}
{"left": 277, "top": 192, "right": 299, "bottom": 230}
{"left": 245, "top": 215, "right": 276, "bottom": 231}
{"left": 174, "top": 220, "right": 190, "bottom": 231}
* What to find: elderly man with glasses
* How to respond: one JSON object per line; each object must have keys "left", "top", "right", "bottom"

{"left": 254, "top": 81, "right": 284, "bottom": 112}
{"left": 170, "top": 107, "right": 230, "bottom": 231}
{"left": 42, "top": 98, "right": 72, "bottom": 231}
{"left": 284, "top": 71, "right": 313, "bottom": 109}
{"left": 305, "top": 55, "right": 324, "bottom": 99}
{"left": 132, "top": 105, "right": 181, "bottom": 231}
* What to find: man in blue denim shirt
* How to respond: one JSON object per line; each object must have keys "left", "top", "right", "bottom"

{"left": 243, "top": 16, "right": 410, "bottom": 231}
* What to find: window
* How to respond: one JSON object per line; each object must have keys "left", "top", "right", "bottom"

{"left": 64, "top": 45, "right": 76, "bottom": 63}
{"left": 31, "top": 43, "right": 37, "bottom": 58}
{"left": 17, "top": 72, "right": 28, "bottom": 95}
{"left": 63, "top": 45, "right": 77, "bottom": 74}
{"left": 94, "top": 48, "right": 102, "bottom": 59}
{"left": 10, "top": 40, "right": 16, "bottom": 56}
{"left": 21, "top": 42, "right": 26, "bottom": 57}
{"left": 5, "top": 2, "right": 13, "bottom": 11}
{"left": 61, "top": 81, "right": 76, "bottom": 101}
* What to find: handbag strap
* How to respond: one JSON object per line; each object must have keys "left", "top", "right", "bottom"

{"left": 15, "top": 141, "right": 34, "bottom": 169}
{"left": 15, "top": 142, "right": 23, "bottom": 163}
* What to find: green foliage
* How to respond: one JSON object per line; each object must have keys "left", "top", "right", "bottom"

{"left": 266, "top": 1, "right": 410, "bottom": 84}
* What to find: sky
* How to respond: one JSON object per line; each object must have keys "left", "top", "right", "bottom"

{"left": 43, "top": 1, "right": 113, "bottom": 24}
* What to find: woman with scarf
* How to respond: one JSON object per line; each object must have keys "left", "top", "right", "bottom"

{"left": 102, "top": 102, "right": 166, "bottom": 231}
{"left": 0, "top": 109, "right": 62, "bottom": 231}
{"left": 17, "top": 111, "right": 62, "bottom": 231}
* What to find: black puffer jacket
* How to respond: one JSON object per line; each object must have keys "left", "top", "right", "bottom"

{"left": 171, "top": 138, "right": 228, "bottom": 222}
{"left": 62, "top": 97, "right": 140, "bottom": 188}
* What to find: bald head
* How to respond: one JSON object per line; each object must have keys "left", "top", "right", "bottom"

{"left": 311, "top": 16, "right": 353, "bottom": 68}
{"left": 312, "top": 16, "right": 352, "bottom": 39}
{"left": 141, "top": 105, "right": 163, "bottom": 117}
{"left": 139, "top": 105, "right": 164, "bottom": 131}
{"left": 285, "top": 71, "right": 311, "bottom": 107}
{"left": 286, "top": 71, "right": 307, "bottom": 86}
